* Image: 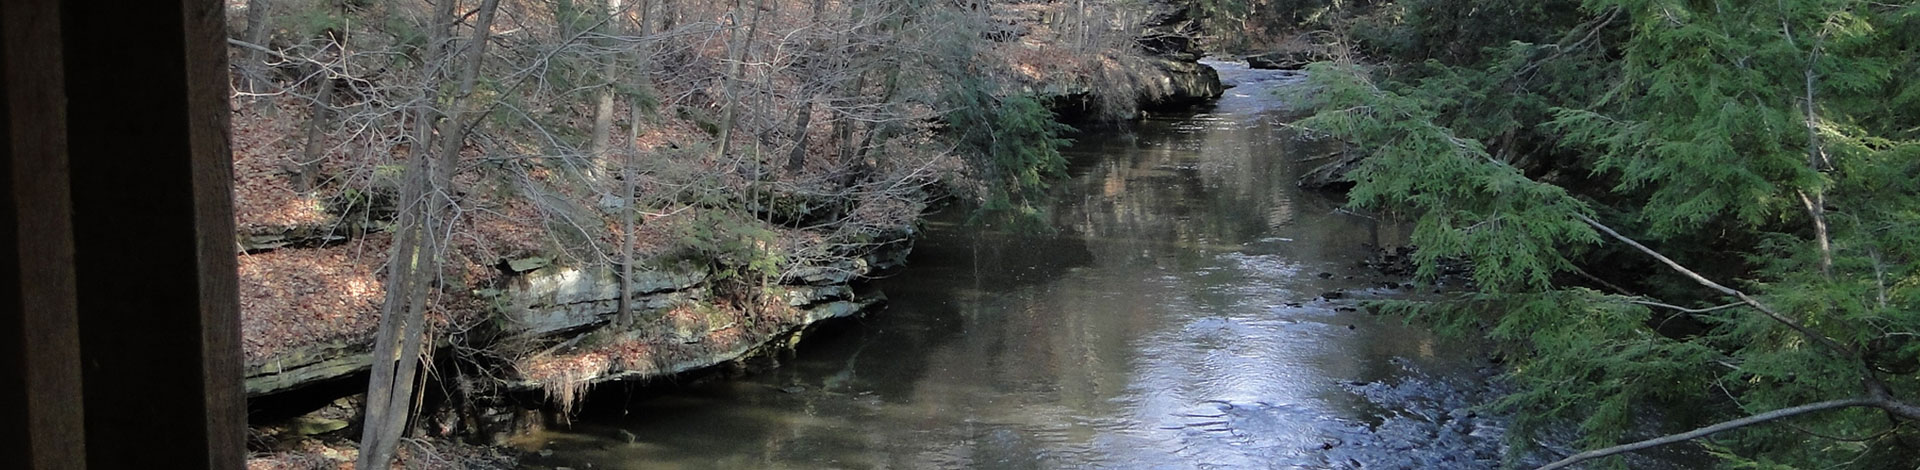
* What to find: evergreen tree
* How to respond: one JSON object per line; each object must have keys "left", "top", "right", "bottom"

{"left": 1289, "top": 0, "right": 1920, "bottom": 467}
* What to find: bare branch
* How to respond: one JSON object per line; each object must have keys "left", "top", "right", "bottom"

{"left": 1575, "top": 214, "right": 1857, "bottom": 359}
{"left": 1627, "top": 300, "right": 1743, "bottom": 314}
{"left": 1535, "top": 398, "right": 1882, "bottom": 470}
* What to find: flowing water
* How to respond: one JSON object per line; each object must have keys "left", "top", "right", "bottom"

{"left": 519, "top": 63, "right": 1681, "bottom": 469}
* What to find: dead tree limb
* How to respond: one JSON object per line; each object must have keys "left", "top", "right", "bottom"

{"left": 1575, "top": 214, "right": 1857, "bottom": 359}
{"left": 1535, "top": 398, "right": 1882, "bottom": 470}
{"left": 1627, "top": 300, "right": 1743, "bottom": 314}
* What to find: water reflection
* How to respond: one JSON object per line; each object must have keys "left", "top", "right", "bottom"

{"left": 521, "top": 63, "right": 1587, "bottom": 469}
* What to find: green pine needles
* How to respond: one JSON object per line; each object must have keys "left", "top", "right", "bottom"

{"left": 1287, "top": 0, "right": 1920, "bottom": 467}
{"left": 941, "top": 78, "right": 1073, "bottom": 221}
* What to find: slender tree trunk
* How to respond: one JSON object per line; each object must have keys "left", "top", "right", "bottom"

{"left": 435, "top": 0, "right": 503, "bottom": 191}
{"left": 783, "top": 101, "right": 813, "bottom": 172}
{"left": 356, "top": 1, "right": 456, "bottom": 463}
{"left": 752, "top": 38, "right": 777, "bottom": 220}
{"left": 830, "top": 1, "right": 866, "bottom": 167}
{"left": 783, "top": 0, "right": 828, "bottom": 173}
{"left": 713, "top": 0, "right": 762, "bottom": 162}
{"left": 294, "top": 76, "right": 335, "bottom": 192}
{"left": 589, "top": 0, "right": 625, "bottom": 159}
{"left": 1784, "top": 18, "right": 1833, "bottom": 280}
{"left": 615, "top": 0, "right": 651, "bottom": 328}
{"left": 357, "top": 0, "right": 501, "bottom": 467}
{"left": 848, "top": 3, "right": 911, "bottom": 167}
{"left": 616, "top": 99, "right": 641, "bottom": 327}
{"left": 852, "top": 62, "right": 901, "bottom": 165}
{"left": 356, "top": 150, "right": 430, "bottom": 470}
{"left": 833, "top": 72, "right": 864, "bottom": 165}
{"left": 241, "top": 0, "right": 274, "bottom": 97}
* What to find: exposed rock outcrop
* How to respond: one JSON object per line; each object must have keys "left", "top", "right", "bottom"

{"left": 1243, "top": 50, "right": 1316, "bottom": 70}
{"left": 243, "top": 227, "right": 913, "bottom": 397}
{"left": 1136, "top": 56, "right": 1224, "bottom": 110}
{"left": 1013, "top": 0, "right": 1224, "bottom": 119}
{"left": 1136, "top": 0, "right": 1205, "bottom": 61}
{"left": 1133, "top": 0, "right": 1222, "bottom": 110}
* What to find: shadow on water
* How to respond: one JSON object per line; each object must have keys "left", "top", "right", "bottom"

{"left": 518, "top": 63, "right": 1691, "bottom": 470}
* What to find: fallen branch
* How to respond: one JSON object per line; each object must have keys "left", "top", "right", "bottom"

{"left": 1535, "top": 397, "right": 1881, "bottom": 470}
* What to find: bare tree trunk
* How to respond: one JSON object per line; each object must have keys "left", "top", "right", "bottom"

{"left": 294, "top": 76, "right": 334, "bottom": 192}
{"left": 435, "top": 0, "right": 503, "bottom": 191}
{"left": 616, "top": 99, "right": 641, "bottom": 327}
{"left": 833, "top": 72, "right": 864, "bottom": 165}
{"left": 421, "top": 0, "right": 504, "bottom": 294}
{"left": 852, "top": 63, "right": 901, "bottom": 165}
{"left": 783, "top": 101, "right": 813, "bottom": 172}
{"left": 615, "top": 0, "right": 651, "bottom": 328}
{"left": 589, "top": 0, "right": 625, "bottom": 159}
{"left": 783, "top": 0, "right": 828, "bottom": 173}
{"left": 241, "top": 0, "right": 274, "bottom": 97}
{"left": 355, "top": 147, "right": 432, "bottom": 470}
{"left": 357, "top": 0, "right": 501, "bottom": 467}
{"left": 712, "top": 0, "right": 743, "bottom": 161}
{"left": 356, "top": 0, "right": 457, "bottom": 463}
{"left": 712, "top": 0, "right": 767, "bottom": 162}
{"left": 751, "top": 33, "right": 778, "bottom": 220}
{"left": 847, "top": 2, "right": 910, "bottom": 168}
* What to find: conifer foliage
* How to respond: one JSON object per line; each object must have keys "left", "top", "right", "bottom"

{"left": 1287, "top": 0, "right": 1920, "bottom": 467}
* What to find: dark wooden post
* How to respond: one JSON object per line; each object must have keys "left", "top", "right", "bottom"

{"left": 2, "top": 0, "right": 87, "bottom": 467}
{"left": 2, "top": 0, "right": 244, "bottom": 468}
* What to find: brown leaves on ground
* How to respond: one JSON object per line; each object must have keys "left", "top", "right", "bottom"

{"left": 231, "top": 100, "right": 333, "bottom": 232}
{"left": 239, "top": 235, "right": 390, "bottom": 366}
{"left": 238, "top": 231, "right": 504, "bottom": 367}
{"left": 245, "top": 437, "right": 515, "bottom": 470}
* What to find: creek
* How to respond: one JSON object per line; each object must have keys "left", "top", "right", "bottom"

{"left": 515, "top": 63, "right": 1689, "bottom": 470}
